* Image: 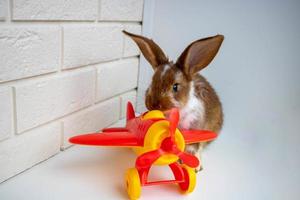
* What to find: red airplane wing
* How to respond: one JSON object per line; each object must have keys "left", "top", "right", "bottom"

{"left": 69, "top": 131, "right": 141, "bottom": 147}
{"left": 102, "top": 127, "right": 128, "bottom": 132}
{"left": 181, "top": 130, "right": 218, "bottom": 144}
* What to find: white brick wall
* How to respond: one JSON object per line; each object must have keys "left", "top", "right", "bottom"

{"left": 0, "top": 0, "right": 143, "bottom": 183}
{"left": 0, "top": 87, "right": 13, "bottom": 141}
{"left": 0, "top": 0, "right": 7, "bottom": 20}
{"left": 0, "top": 122, "right": 61, "bottom": 183}
{"left": 123, "top": 24, "right": 142, "bottom": 57}
{"left": 100, "top": 0, "right": 144, "bottom": 21}
{"left": 0, "top": 26, "right": 61, "bottom": 83}
{"left": 96, "top": 58, "right": 139, "bottom": 101}
{"left": 62, "top": 97, "right": 120, "bottom": 149}
{"left": 13, "top": 0, "right": 98, "bottom": 21}
{"left": 15, "top": 69, "right": 95, "bottom": 133}
{"left": 63, "top": 25, "right": 123, "bottom": 69}
{"left": 120, "top": 90, "right": 137, "bottom": 119}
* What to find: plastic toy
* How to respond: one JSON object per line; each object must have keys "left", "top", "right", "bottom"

{"left": 69, "top": 102, "right": 217, "bottom": 200}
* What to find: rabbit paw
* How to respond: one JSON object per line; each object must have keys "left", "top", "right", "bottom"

{"left": 194, "top": 153, "right": 203, "bottom": 173}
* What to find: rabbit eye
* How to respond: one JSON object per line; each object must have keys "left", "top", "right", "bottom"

{"left": 172, "top": 83, "right": 179, "bottom": 92}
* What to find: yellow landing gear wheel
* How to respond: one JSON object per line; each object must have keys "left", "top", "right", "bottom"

{"left": 179, "top": 165, "right": 196, "bottom": 194}
{"left": 125, "top": 168, "right": 141, "bottom": 200}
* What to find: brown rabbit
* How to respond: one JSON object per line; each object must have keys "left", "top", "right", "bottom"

{"left": 123, "top": 31, "right": 224, "bottom": 171}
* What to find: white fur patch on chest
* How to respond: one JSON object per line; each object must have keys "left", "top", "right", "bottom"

{"left": 179, "top": 81, "right": 205, "bottom": 130}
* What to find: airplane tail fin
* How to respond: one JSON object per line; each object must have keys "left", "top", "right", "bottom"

{"left": 126, "top": 102, "right": 135, "bottom": 121}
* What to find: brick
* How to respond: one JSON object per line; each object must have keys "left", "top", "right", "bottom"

{"left": 0, "top": 122, "right": 61, "bottom": 183}
{"left": 100, "top": 0, "right": 144, "bottom": 21}
{"left": 123, "top": 24, "right": 142, "bottom": 57}
{"left": 63, "top": 25, "right": 123, "bottom": 69}
{"left": 136, "top": 88, "right": 147, "bottom": 113}
{"left": 0, "top": 87, "right": 13, "bottom": 141}
{"left": 0, "top": 26, "right": 60, "bottom": 83}
{"left": 96, "top": 58, "right": 139, "bottom": 101}
{"left": 12, "top": 0, "right": 97, "bottom": 21}
{"left": 62, "top": 97, "right": 120, "bottom": 149}
{"left": 0, "top": 0, "right": 7, "bottom": 20}
{"left": 15, "top": 69, "right": 95, "bottom": 133}
{"left": 109, "top": 118, "right": 126, "bottom": 127}
{"left": 120, "top": 90, "right": 137, "bottom": 119}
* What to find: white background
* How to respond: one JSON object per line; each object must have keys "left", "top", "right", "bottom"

{"left": 137, "top": 0, "right": 300, "bottom": 199}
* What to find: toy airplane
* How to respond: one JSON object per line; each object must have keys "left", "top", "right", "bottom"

{"left": 69, "top": 102, "right": 217, "bottom": 200}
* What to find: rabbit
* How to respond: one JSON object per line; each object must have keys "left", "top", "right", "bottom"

{"left": 123, "top": 31, "right": 224, "bottom": 172}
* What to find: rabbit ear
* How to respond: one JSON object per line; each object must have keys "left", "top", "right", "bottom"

{"left": 176, "top": 35, "right": 224, "bottom": 76}
{"left": 123, "top": 30, "right": 168, "bottom": 69}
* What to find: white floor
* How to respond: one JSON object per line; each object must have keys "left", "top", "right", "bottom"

{"left": 0, "top": 120, "right": 299, "bottom": 200}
